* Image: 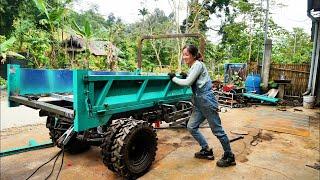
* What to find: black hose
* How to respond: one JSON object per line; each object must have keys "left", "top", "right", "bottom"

{"left": 45, "top": 149, "right": 63, "bottom": 180}
{"left": 56, "top": 148, "right": 65, "bottom": 180}
{"left": 25, "top": 150, "right": 62, "bottom": 180}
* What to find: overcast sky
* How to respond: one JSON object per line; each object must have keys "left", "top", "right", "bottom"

{"left": 72, "top": 0, "right": 312, "bottom": 42}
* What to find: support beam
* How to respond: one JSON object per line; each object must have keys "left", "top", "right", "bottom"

{"left": 9, "top": 96, "right": 74, "bottom": 118}
{"left": 0, "top": 140, "right": 53, "bottom": 157}
{"left": 311, "top": 21, "right": 320, "bottom": 97}
{"left": 262, "top": 39, "right": 272, "bottom": 89}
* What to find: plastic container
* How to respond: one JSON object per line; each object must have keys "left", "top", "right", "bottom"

{"left": 303, "top": 96, "right": 315, "bottom": 109}
{"left": 245, "top": 73, "right": 261, "bottom": 94}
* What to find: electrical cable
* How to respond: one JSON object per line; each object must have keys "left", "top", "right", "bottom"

{"left": 45, "top": 149, "right": 63, "bottom": 180}
{"left": 25, "top": 150, "right": 63, "bottom": 180}
{"left": 56, "top": 148, "right": 65, "bottom": 180}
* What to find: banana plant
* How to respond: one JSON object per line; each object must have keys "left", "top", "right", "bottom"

{"left": 0, "top": 37, "right": 25, "bottom": 63}
{"left": 72, "top": 19, "right": 93, "bottom": 40}
{"left": 32, "top": 0, "right": 67, "bottom": 67}
{"left": 32, "top": 0, "right": 67, "bottom": 31}
{"left": 71, "top": 19, "right": 94, "bottom": 69}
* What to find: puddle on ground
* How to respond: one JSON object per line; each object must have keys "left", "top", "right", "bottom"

{"left": 172, "top": 143, "right": 180, "bottom": 148}
{"left": 238, "top": 156, "right": 249, "bottom": 163}
{"left": 251, "top": 130, "right": 274, "bottom": 143}
{"left": 181, "top": 135, "right": 192, "bottom": 140}
{"left": 259, "top": 132, "right": 273, "bottom": 141}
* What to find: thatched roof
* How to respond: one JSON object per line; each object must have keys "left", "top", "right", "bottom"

{"left": 62, "top": 36, "right": 117, "bottom": 56}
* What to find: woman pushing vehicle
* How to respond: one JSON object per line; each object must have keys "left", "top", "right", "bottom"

{"left": 168, "top": 44, "right": 236, "bottom": 167}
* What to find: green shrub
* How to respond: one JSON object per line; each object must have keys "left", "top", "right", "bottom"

{"left": 0, "top": 77, "right": 7, "bottom": 87}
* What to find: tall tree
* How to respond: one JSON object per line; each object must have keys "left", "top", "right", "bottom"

{"left": 272, "top": 28, "right": 312, "bottom": 64}
{"left": 0, "top": 0, "right": 23, "bottom": 36}
{"left": 181, "top": 0, "right": 231, "bottom": 33}
{"left": 131, "top": 8, "right": 177, "bottom": 72}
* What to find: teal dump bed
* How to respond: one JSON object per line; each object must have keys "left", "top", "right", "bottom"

{"left": 7, "top": 65, "right": 192, "bottom": 131}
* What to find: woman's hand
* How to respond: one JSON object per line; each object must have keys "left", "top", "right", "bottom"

{"left": 180, "top": 72, "right": 187, "bottom": 79}
{"left": 168, "top": 73, "right": 176, "bottom": 80}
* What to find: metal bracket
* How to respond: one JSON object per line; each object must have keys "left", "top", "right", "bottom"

{"left": 177, "top": 101, "right": 193, "bottom": 107}
{"left": 50, "top": 93, "right": 73, "bottom": 102}
{"left": 57, "top": 125, "right": 75, "bottom": 147}
{"left": 161, "top": 102, "right": 193, "bottom": 124}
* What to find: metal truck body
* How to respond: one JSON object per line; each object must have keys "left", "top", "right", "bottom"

{"left": 8, "top": 64, "right": 192, "bottom": 131}
{"left": 6, "top": 64, "right": 193, "bottom": 178}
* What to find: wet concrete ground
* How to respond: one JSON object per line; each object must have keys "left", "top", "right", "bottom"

{"left": 0, "top": 100, "right": 46, "bottom": 130}
{"left": 1, "top": 105, "right": 319, "bottom": 180}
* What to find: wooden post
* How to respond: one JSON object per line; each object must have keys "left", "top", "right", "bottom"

{"left": 262, "top": 39, "right": 272, "bottom": 89}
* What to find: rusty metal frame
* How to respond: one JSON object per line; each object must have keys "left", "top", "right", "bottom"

{"left": 9, "top": 96, "right": 74, "bottom": 118}
{"left": 137, "top": 33, "right": 205, "bottom": 69}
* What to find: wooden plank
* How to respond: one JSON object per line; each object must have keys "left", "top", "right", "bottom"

{"left": 271, "top": 67, "right": 309, "bottom": 73}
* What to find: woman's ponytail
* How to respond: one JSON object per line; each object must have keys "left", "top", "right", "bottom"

{"left": 196, "top": 53, "right": 203, "bottom": 62}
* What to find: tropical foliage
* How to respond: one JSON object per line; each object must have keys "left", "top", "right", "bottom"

{"left": 0, "top": 0, "right": 313, "bottom": 75}
{"left": 0, "top": 36, "right": 25, "bottom": 63}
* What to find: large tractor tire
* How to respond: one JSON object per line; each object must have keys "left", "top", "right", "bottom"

{"left": 100, "top": 118, "right": 131, "bottom": 172}
{"left": 46, "top": 116, "right": 90, "bottom": 154}
{"left": 102, "top": 119, "right": 158, "bottom": 179}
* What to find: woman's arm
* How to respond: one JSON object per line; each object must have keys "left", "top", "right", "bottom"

{"left": 172, "top": 62, "right": 202, "bottom": 86}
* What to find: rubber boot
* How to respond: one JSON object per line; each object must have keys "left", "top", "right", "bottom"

{"left": 194, "top": 147, "right": 214, "bottom": 160}
{"left": 216, "top": 152, "right": 236, "bottom": 167}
